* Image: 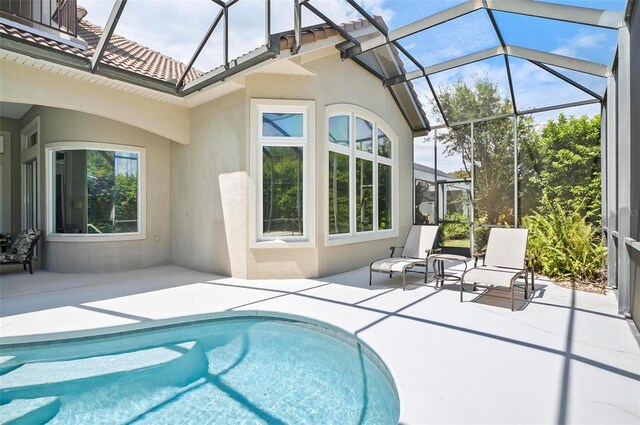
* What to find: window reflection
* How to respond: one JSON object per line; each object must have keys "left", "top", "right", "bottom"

{"left": 356, "top": 158, "right": 373, "bottom": 232}
{"left": 262, "top": 146, "right": 304, "bottom": 236}
{"left": 53, "top": 150, "right": 139, "bottom": 234}
{"left": 329, "top": 115, "right": 349, "bottom": 147}
{"left": 377, "top": 129, "right": 391, "bottom": 158}
{"left": 262, "top": 113, "right": 303, "bottom": 137}
{"left": 355, "top": 117, "right": 373, "bottom": 153}
{"left": 329, "top": 151, "right": 350, "bottom": 235}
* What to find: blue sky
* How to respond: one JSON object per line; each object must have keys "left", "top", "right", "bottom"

{"left": 79, "top": 0, "right": 623, "bottom": 167}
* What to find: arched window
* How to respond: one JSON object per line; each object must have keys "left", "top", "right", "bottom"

{"left": 327, "top": 105, "right": 398, "bottom": 244}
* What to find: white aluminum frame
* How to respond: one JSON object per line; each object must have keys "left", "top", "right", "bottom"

{"left": 249, "top": 99, "right": 316, "bottom": 248}
{"left": 326, "top": 104, "right": 399, "bottom": 247}
{"left": 44, "top": 142, "right": 147, "bottom": 242}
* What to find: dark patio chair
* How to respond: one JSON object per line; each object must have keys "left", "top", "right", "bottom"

{"left": 0, "top": 229, "right": 43, "bottom": 274}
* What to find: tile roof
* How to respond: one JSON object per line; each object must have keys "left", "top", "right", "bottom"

{"left": 76, "top": 20, "right": 202, "bottom": 83}
{"left": 279, "top": 17, "right": 383, "bottom": 50}
{"left": 0, "top": 18, "right": 202, "bottom": 84}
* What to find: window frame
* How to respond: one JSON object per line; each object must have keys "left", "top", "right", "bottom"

{"left": 326, "top": 104, "right": 399, "bottom": 247}
{"left": 45, "top": 142, "right": 146, "bottom": 242}
{"left": 249, "top": 99, "right": 316, "bottom": 248}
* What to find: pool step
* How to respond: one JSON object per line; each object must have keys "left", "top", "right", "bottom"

{"left": 0, "top": 397, "right": 60, "bottom": 425}
{"left": 0, "top": 357, "right": 24, "bottom": 376}
{"left": 0, "top": 341, "right": 207, "bottom": 401}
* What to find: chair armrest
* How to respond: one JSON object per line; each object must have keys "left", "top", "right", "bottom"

{"left": 525, "top": 256, "right": 535, "bottom": 272}
{"left": 473, "top": 252, "right": 486, "bottom": 267}
{"left": 426, "top": 248, "right": 442, "bottom": 257}
{"left": 390, "top": 246, "right": 404, "bottom": 257}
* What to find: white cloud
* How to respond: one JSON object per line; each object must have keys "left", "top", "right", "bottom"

{"left": 551, "top": 28, "right": 608, "bottom": 58}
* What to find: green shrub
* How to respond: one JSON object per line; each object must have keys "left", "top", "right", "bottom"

{"left": 522, "top": 199, "right": 606, "bottom": 282}
{"left": 442, "top": 213, "right": 469, "bottom": 240}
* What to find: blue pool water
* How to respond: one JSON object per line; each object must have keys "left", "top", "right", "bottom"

{"left": 0, "top": 317, "right": 399, "bottom": 424}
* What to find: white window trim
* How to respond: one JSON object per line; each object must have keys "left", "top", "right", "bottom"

{"left": 45, "top": 141, "right": 146, "bottom": 242}
{"left": 249, "top": 99, "right": 316, "bottom": 249}
{"left": 326, "top": 104, "right": 399, "bottom": 247}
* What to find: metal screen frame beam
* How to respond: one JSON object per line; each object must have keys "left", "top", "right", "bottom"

{"left": 386, "top": 47, "right": 503, "bottom": 86}
{"left": 177, "top": 7, "right": 225, "bottom": 88}
{"left": 343, "top": 0, "right": 480, "bottom": 59}
{"left": 486, "top": 8, "right": 518, "bottom": 113}
{"left": 505, "top": 45, "right": 609, "bottom": 77}
{"left": 345, "top": 0, "right": 388, "bottom": 36}
{"left": 179, "top": 42, "right": 279, "bottom": 96}
{"left": 485, "top": 0, "right": 623, "bottom": 30}
{"left": 292, "top": 0, "right": 302, "bottom": 54}
{"left": 529, "top": 60, "right": 603, "bottom": 101}
{"left": 90, "top": 0, "right": 127, "bottom": 72}
{"left": 301, "top": 1, "right": 360, "bottom": 47}
{"left": 429, "top": 97, "right": 599, "bottom": 130}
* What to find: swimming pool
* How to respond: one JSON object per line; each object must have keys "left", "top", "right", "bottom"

{"left": 0, "top": 316, "right": 400, "bottom": 424}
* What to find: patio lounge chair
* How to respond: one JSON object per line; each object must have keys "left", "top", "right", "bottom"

{"left": 0, "top": 228, "right": 43, "bottom": 274}
{"left": 460, "top": 228, "right": 529, "bottom": 311}
{"left": 369, "top": 225, "right": 440, "bottom": 290}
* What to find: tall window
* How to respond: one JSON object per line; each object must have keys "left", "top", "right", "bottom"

{"left": 328, "top": 106, "right": 396, "bottom": 242}
{"left": 46, "top": 143, "right": 145, "bottom": 241}
{"left": 251, "top": 100, "right": 315, "bottom": 246}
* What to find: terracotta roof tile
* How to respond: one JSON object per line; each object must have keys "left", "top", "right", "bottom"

{"left": 0, "top": 18, "right": 202, "bottom": 84}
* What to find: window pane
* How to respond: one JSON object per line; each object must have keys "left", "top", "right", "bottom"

{"left": 53, "top": 149, "right": 139, "bottom": 234}
{"left": 329, "top": 151, "right": 350, "bottom": 235}
{"left": 355, "top": 117, "right": 373, "bottom": 153}
{"left": 329, "top": 115, "right": 350, "bottom": 147}
{"left": 262, "top": 113, "right": 303, "bottom": 137}
{"left": 356, "top": 158, "right": 373, "bottom": 232}
{"left": 377, "top": 129, "right": 391, "bottom": 159}
{"left": 262, "top": 146, "right": 304, "bottom": 237}
{"left": 378, "top": 164, "right": 392, "bottom": 230}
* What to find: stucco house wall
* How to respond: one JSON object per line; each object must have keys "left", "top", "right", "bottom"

{"left": 19, "top": 106, "right": 172, "bottom": 273}
{"left": 171, "top": 50, "right": 414, "bottom": 279}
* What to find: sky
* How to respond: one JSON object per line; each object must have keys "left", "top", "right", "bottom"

{"left": 78, "top": 0, "right": 624, "bottom": 168}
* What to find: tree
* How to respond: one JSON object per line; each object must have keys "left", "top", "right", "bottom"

{"left": 524, "top": 114, "right": 601, "bottom": 224}
{"left": 435, "top": 77, "right": 537, "bottom": 225}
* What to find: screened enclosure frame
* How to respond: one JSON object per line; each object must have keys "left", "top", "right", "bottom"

{"left": 326, "top": 0, "right": 623, "bottom": 129}
{"left": 1, "top": 0, "right": 624, "bottom": 133}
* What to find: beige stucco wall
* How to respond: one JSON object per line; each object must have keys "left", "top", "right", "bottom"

{"left": 171, "top": 90, "right": 246, "bottom": 276}
{"left": 0, "top": 117, "right": 21, "bottom": 234}
{"left": 19, "top": 106, "right": 172, "bottom": 273}
{"left": 0, "top": 59, "right": 190, "bottom": 145}
{"left": 172, "top": 51, "right": 414, "bottom": 279}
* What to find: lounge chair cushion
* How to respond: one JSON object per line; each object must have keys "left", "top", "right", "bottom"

{"left": 371, "top": 257, "right": 425, "bottom": 274}
{"left": 1, "top": 229, "right": 41, "bottom": 264}
{"left": 463, "top": 266, "right": 525, "bottom": 287}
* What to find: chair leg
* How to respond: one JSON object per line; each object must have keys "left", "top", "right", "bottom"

{"left": 369, "top": 269, "right": 372, "bottom": 286}
{"left": 531, "top": 264, "right": 535, "bottom": 291}
{"left": 23, "top": 263, "right": 27, "bottom": 271}
{"left": 524, "top": 272, "right": 528, "bottom": 299}
{"left": 29, "top": 260, "right": 33, "bottom": 275}
{"left": 424, "top": 261, "right": 428, "bottom": 284}
{"left": 511, "top": 283, "right": 515, "bottom": 311}
{"left": 402, "top": 273, "right": 406, "bottom": 291}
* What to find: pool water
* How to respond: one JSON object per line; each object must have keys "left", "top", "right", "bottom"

{"left": 0, "top": 317, "right": 399, "bottom": 424}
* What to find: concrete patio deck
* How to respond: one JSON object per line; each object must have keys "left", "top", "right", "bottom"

{"left": 1, "top": 264, "right": 639, "bottom": 424}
